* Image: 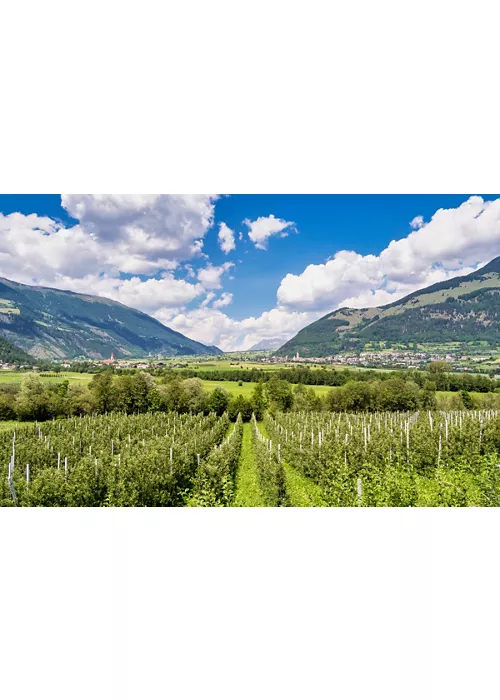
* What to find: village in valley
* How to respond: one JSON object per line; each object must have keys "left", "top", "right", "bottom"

{"left": 1, "top": 346, "right": 494, "bottom": 375}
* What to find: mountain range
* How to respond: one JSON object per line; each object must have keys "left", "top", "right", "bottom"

{"left": 247, "top": 338, "right": 285, "bottom": 351}
{"left": 278, "top": 256, "right": 500, "bottom": 357}
{"left": 0, "top": 277, "right": 221, "bottom": 360}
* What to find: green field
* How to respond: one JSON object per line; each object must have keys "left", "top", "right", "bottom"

{"left": 0, "top": 372, "right": 93, "bottom": 385}
{"left": 200, "top": 379, "right": 334, "bottom": 397}
{"left": 188, "top": 361, "right": 284, "bottom": 372}
{"left": 201, "top": 379, "right": 256, "bottom": 396}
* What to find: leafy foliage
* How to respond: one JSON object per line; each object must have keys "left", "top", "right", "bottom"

{"left": 264, "top": 409, "right": 500, "bottom": 506}
{"left": 252, "top": 416, "right": 289, "bottom": 506}
{"left": 189, "top": 416, "right": 244, "bottom": 506}
{"left": 0, "top": 411, "right": 229, "bottom": 506}
{"left": 0, "top": 334, "right": 34, "bottom": 364}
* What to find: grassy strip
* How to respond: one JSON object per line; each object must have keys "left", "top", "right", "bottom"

{"left": 258, "top": 420, "right": 327, "bottom": 507}
{"left": 281, "top": 463, "right": 328, "bottom": 507}
{"left": 233, "top": 423, "right": 266, "bottom": 507}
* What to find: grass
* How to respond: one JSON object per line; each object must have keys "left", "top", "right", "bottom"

{"left": 257, "top": 421, "right": 327, "bottom": 507}
{"left": 188, "top": 361, "right": 283, "bottom": 372}
{"left": 0, "top": 372, "right": 93, "bottom": 385}
{"left": 233, "top": 423, "right": 266, "bottom": 507}
{"left": 282, "top": 463, "right": 328, "bottom": 507}
{"left": 201, "top": 379, "right": 257, "bottom": 397}
{"left": 201, "top": 379, "right": 336, "bottom": 398}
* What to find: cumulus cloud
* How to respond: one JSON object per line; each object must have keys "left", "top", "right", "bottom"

{"left": 197, "top": 262, "right": 234, "bottom": 289}
{"left": 0, "top": 213, "right": 108, "bottom": 284}
{"left": 218, "top": 222, "right": 235, "bottom": 254}
{"left": 243, "top": 214, "right": 296, "bottom": 250}
{"left": 2, "top": 194, "right": 500, "bottom": 353}
{"left": 0, "top": 199, "right": 216, "bottom": 326}
{"left": 200, "top": 292, "right": 216, "bottom": 308}
{"left": 169, "top": 306, "right": 314, "bottom": 352}
{"left": 277, "top": 196, "right": 500, "bottom": 312}
{"left": 213, "top": 292, "right": 233, "bottom": 308}
{"left": 61, "top": 194, "right": 218, "bottom": 273}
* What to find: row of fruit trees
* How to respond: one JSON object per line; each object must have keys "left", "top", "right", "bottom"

{"left": 263, "top": 409, "right": 500, "bottom": 506}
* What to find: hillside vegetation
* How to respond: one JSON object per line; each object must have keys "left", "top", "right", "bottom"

{"left": 279, "top": 256, "right": 500, "bottom": 356}
{"left": 0, "top": 335, "right": 34, "bottom": 364}
{"left": 0, "top": 277, "right": 220, "bottom": 360}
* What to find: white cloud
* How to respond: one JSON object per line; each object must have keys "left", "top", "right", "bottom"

{"left": 217, "top": 222, "right": 235, "bottom": 254}
{"left": 33, "top": 273, "right": 204, "bottom": 318}
{"left": 3, "top": 195, "right": 500, "bottom": 354}
{"left": 0, "top": 213, "right": 108, "bottom": 284}
{"left": 0, "top": 200, "right": 214, "bottom": 327}
{"left": 277, "top": 196, "right": 500, "bottom": 312}
{"left": 61, "top": 194, "right": 218, "bottom": 273}
{"left": 197, "top": 262, "right": 234, "bottom": 289}
{"left": 200, "top": 292, "right": 216, "bottom": 308}
{"left": 243, "top": 214, "right": 296, "bottom": 250}
{"left": 213, "top": 292, "right": 233, "bottom": 308}
{"left": 169, "top": 306, "right": 314, "bottom": 352}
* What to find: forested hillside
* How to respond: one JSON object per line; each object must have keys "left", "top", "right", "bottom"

{"left": 0, "top": 335, "right": 34, "bottom": 364}
{"left": 0, "top": 277, "right": 221, "bottom": 360}
{"left": 279, "top": 256, "right": 500, "bottom": 356}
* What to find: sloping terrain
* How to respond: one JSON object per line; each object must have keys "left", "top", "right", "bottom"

{"left": 279, "top": 256, "right": 500, "bottom": 356}
{"left": 0, "top": 277, "right": 221, "bottom": 360}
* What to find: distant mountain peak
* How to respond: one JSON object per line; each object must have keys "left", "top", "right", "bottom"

{"left": 247, "top": 337, "right": 287, "bottom": 351}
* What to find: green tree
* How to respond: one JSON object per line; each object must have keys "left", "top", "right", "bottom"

{"left": 0, "top": 394, "right": 16, "bottom": 420}
{"left": 181, "top": 378, "right": 208, "bottom": 414}
{"left": 265, "top": 378, "right": 294, "bottom": 413}
{"left": 460, "top": 389, "right": 474, "bottom": 409}
{"left": 114, "top": 375, "right": 135, "bottom": 412}
{"left": 15, "top": 373, "right": 50, "bottom": 421}
{"left": 130, "top": 372, "right": 155, "bottom": 413}
{"left": 428, "top": 361, "right": 451, "bottom": 373}
{"left": 420, "top": 388, "right": 437, "bottom": 409}
{"left": 66, "top": 385, "right": 96, "bottom": 416}
{"left": 208, "top": 387, "right": 230, "bottom": 416}
{"left": 377, "top": 378, "right": 420, "bottom": 411}
{"left": 89, "top": 370, "right": 115, "bottom": 412}
{"left": 228, "top": 395, "right": 253, "bottom": 422}
{"left": 340, "top": 380, "right": 373, "bottom": 411}
{"left": 293, "top": 384, "right": 322, "bottom": 412}
{"left": 251, "top": 381, "right": 267, "bottom": 420}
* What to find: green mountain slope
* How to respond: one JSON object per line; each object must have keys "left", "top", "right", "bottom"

{"left": 0, "top": 335, "right": 35, "bottom": 364}
{"left": 278, "top": 256, "right": 500, "bottom": 357}
{"left": 0, "top": 277, "right": 222, "bottom": 360}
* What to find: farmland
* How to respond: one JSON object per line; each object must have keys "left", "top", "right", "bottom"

{"left": 200, "top": 379, "right": 333, "bottom": 398}
{"left": 0, "top": 371, "right": 93, "bottom": 385}
{"left": 3, "top": 407, "right": 500, "bottom": 507}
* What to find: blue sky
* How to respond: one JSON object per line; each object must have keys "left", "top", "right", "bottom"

{"left": 0, "top": 194, "right": 499, "bottom": 350}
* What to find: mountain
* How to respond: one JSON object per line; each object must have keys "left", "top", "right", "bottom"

{"left": 278, "top": 256, "right": 500, "bottom": 357}
{"left": 0, "top": 277, "right": 222, "bottom": 360}
{"left": 247, "top": 337, "right": 286, "bottom": 351}
{"left": 0, "top": 335, "right": 35, "bottom": 364}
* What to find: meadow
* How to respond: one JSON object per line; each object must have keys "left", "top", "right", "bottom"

{"left": 0, "top": 371, "right": 93, "bottom": 385}
{"left": 200, "top": 379, "right": 333, "bottom": 397}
